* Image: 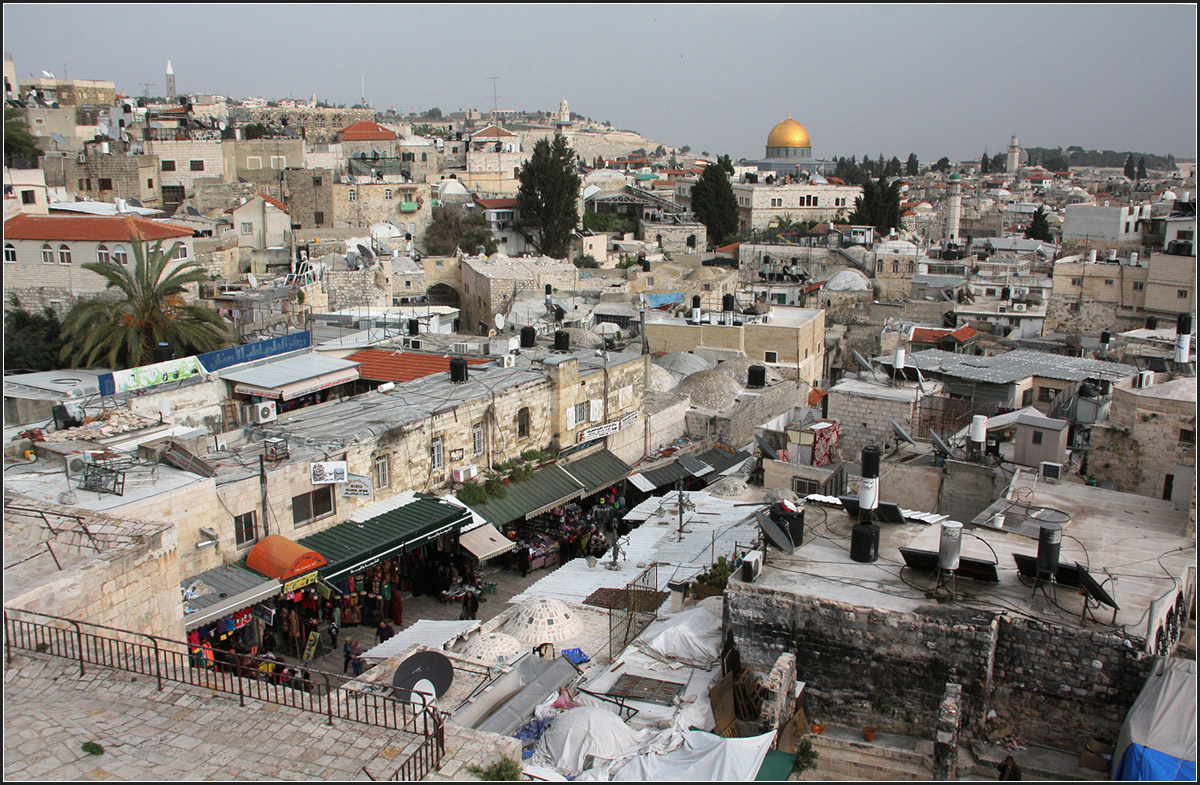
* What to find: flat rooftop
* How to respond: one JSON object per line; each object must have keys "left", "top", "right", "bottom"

{"left": 880, "top": 349, "right": 1137, "bottom": 384}
{"left": 747, "top": 474, "right": 1193, "bottom": 641}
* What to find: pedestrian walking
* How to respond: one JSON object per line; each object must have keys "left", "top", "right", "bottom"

{"left": 343, "top": 638, "right": 354, "bottom": 674}
{"left": 997, "top": 755, "right": 1022, "bottom": 781}
{"left": 349, "top": 640, "right": 365, "bottom": 677}
{"left": 375, "top": 620, "right": 395, "bottom": 644}
{"left": 328, "top": 620, "right": 339, "bottom": 651}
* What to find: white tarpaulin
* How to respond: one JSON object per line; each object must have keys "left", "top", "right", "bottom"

{"left": 609, "top": 729, "right": 776, "bottom": 782}
{"left": 532, "top": 707, "right": 653, "bottom": 778}
{"left": 637, "top": 606, "right": 721, "bottom": 664}
{"left": 459, "top": 523, "right": 516, "bottom": 562}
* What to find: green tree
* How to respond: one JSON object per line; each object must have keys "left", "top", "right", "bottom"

{"left": 516, "top": 135, "right": 582, "bottom": 258}
{"left": 5, "top": 108, "right": 41, "bottom": 167}
{"left": 990, "top": 152, "right": 1006, "bottom": 173}
{"left": 905, "top": 153, "right": 919, "bottom": 176}
{"left": 849, "top": 176, "right": 902, "bottom": 236}
{"left": 422, "top": 204, "right": 498, "bottom": 256}
{"left": 1043, "top": 155, "right": 1069, "bottom": 172}
{"left": 886, "top": 156, "right": 902, "bottom": 177}
{"left": 583, "top": 211, "right": 637, "bottom": 236}
{"left": 680, "top": 145, "right": 691, "bottom": 154}
{"left": 980, "top": 149, "right": 991, "bottom": 174}
{"left": 59, "top": 241, "right": 229, "bottom": 369}
{"left": 1124, "top": 154, "right": 1136, "bottom": 180}
{"left": 243, "top": 122, "right": 269, "bottom": 140}
{"left": 1137, "top": 156, "right": 1147, "bottom": 181}
{"left": 423, "top": 107, "right": 442, "bottom": 120}
{"left": 1025, "top": 206, "right": 1053, "bottom": 242}
{"left": 690, "top": 154, "right": 739, "bottom": 246}
{"left": 934, "top": 156, "right": 951, "bottom": 173}
{"left": 4, "top": 297, "right": 65, "bottom": 372}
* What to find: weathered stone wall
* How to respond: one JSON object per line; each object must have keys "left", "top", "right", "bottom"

{"left": 323, "top": 262, "right": 392, "bottom": 311}
{"left": 726, "top": 587, "right": 999, "bottom": 736}
{"left": 282, "top": 168, "right": 334, "bottom": 230}
{"left": 1088, "top": 383, "right": 1196, "bottom": 501}
{"left": 191, "top": 180, "right": 282, "bottom": 217}
{"left": 932, "top": 683, "right": 962, "bottom": 781}
{"left": 940, "top": 459, "right": 1009, "bottom": 524}
{"left": 687, "top": 381, "right": 800, "bottom": 449}
{"left": 827, "top": 386, "right": 923, "bottom": 462}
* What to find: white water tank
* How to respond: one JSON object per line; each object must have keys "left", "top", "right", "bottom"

{"left": 969, "top": 415, "right": 988, "bottom": 445}
{"left": 893, "top": 346, "right": 906, "bottom": 371}
{"left": 1088, "top": 250, "right": 1097, "bottom": 264}
{"left": 939, "top": 521, "right": 963, "bottom": 570}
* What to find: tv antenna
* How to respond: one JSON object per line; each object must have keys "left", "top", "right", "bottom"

{"left": 486, "top": 77, "right": 500, "bottom": 115}
{"left": 138, "top": 83, "right": 153, "bottom": 99}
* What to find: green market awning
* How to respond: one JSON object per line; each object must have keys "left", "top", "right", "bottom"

{"left": 297, "top": 497, "right": 471, "bottom": 581}
{"left": 632, "top": 447, "right": 752, "bottom": 492}
{"left": 463, "top": 450, "right": 632, "bottom": 528}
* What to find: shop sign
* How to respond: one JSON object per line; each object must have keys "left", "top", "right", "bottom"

{"left": 342, "top": 474, "right": 373, "bottom": 498}
{"left": 314, "top": 580, "right": 334, "bottom": 599}
{"left": 302, "top": 630, "right": 321, "bottom": 661}
{"left": 283, "top": 571, "right": 319, "bottom": 593}
{"left": 577, "top": 410, "right": 641, "bottom": 443}
{"left": 252, "top": 604, "right": 276, "bottom": 625}
{"left": 197, "top": 331, "right": 311, "bottom": 373}
{"left": 99, "top": 356, "right": 206, "bottom": 396}
{"left": 311, "top": 461, "right": 348, "bottom": 485}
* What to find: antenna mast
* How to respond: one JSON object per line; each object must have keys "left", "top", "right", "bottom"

{"left": 487, "top": 76, "right": 500, "bottom": 117}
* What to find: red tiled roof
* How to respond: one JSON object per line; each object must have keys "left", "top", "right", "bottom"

{"left": 808, "top": 388, "right": 828, "bottom": 406}
{"left": 3, "top": 214, "right": 193, "bottom": 242}
{"left": 716, "top": 241, "right": 740, "bottom": 253}
{"left": 344, "top": 349, "right": 490, "bottom": 383}
{"left": 910, "top": 326, "right": 980, "bottom": 344}
{"left": 474, "top": 198, "right": 518, "bottom": 210}
{"left": 339, "top": 121, "right": 397, "bottom": 141}
{"left": 948, "top": 325, "right": 979, "bottom": 342}
{"left": 234, "top": 195, "right": 290, "bottom": 215}
{"left": 470, "top": 124, "right": 517, "bottom": 138}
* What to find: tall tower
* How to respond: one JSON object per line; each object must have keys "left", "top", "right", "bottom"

{"left": 1006, "top": 134, "right": 1020, "bottom": 174}
{"left": 559, "top": 97, "right": 569, "bottom": 124}
{"left": 945, "top": 172, "right": 962, "bottom": 244}
{"left": 165, "top": 60, "right": 176, "bottom": 100}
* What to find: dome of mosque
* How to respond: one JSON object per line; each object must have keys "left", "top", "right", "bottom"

{"left": 767, "top": 116, "right": 811, "bottom": 148}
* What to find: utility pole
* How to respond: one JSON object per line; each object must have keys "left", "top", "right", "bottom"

{"left": 487, "top": 77, "right": 500, "bottom": 118}
{"left": 260, "top": 455, "right": 270, "bottom": 537}
{"left": 139, "top": 83, "right": 153, "bottom": 100}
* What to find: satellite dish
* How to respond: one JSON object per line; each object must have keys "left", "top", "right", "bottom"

{"left": 49, "top": 132, "right": 68, "bottom": 147}
{"left": 755, "top": 510, "right": 795, "bottom": 556}
{"left": 391, "top": 651, "right": 454, "bottom": 707}
{"left": 42, "top": 70, "right": 55, "bottom": 79}
{"left": 914, "top": 366, "right": 928, "bottom": 394}
{"left": 754, "top": 434, "right": 780, "bottom": 461}
{"left": 494, "top": 313, "right": 506, "bottom": 331}
{"left": 930, "top": 430, "right": 955, "bottom": 457}
{"left": 891, "top": 419, "right": 916, "bottom": 446}
{"left": 357, "top": 243, "right": 374, "bottom": 261}
{"left": 97, "top": 122, "right": 110, "bottom": 136}
{"left": 218, "top": 120, "right": 226, "bottom": 131}
{"left": 247, "top": 273, "right": 259, "bottom": 289}
{"left": 852, "top": 350, "right": 881, "bottom": 381}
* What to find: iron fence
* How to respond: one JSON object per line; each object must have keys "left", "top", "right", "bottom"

{"left": 4, "top": 608, "right": 445, "bottom": 778}
{"left": 607, "top": 562, "right": 660, "bottom": 659}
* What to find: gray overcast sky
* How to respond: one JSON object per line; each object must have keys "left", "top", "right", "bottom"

{"left": 4, "top": 4, "right": 1196, "bottom": 163}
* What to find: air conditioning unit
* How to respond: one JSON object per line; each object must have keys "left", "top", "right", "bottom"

{"left": 1133, "top": 370, "right": 1154, "bottom": 389}
{"left": 64, "top": 453, "right": 90, "bottom": 477}
{"left": 741, "top": 550, "right": 764, "bottom": 583}
{"left": 501, "top": 354, "right": 516, "bottom": 368}
{"left": 253, "top": 400, "right": 277, "bottom": 424}
{"left": 1040, "top": 461, "right": 1063, "bottom": 483}
{"left": 1013, "top": 303, "right": 1027, "bottom": 312}
{"left": 76, "top": 152, "right": 87, "bottom": 164}
{"left": 402, "top": 337, "right": 422, "bottom": 350}
{"left": 453, "top": 342, "right": 481, "bottom": 355}
{"left": 452, "top": 465, "right": 478, "bottom": 482}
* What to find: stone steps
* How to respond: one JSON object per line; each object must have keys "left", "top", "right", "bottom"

{"left": 798, "top": 726, "right": 933, "bottom": 781}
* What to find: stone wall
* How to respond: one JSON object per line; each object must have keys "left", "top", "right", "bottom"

{"left": 1088, "top": 383, "right": 1197, "bottom": 502}
{"left": 686, "top": 381, "right": 800, "bottom": 449}
{"left": 639, "top": 221, "right": 706, "bottom": 253}
{"left": 148, "top": 140, "right": 225, "bottom": 194}
{"left": 940, "top": 459, "right": 1009, "bottom": 525}
{"left": 190, "top": 180, "right": 282, "bottom": 217}
{"left": 282, "top": 168, "right": 334, "bottom": 230}
{"left": 726, "top": 584, "right": 1158, "bottom": 749}
{"left": 826, "top": 385, "right": 925, "bottom": 462}
{"left": 324, "top": 262, "right": 392, "bottom": 311}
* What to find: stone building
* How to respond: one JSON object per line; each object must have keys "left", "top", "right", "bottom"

{"left": 332, "top": 181, "right": 432, "bottom": 235}
{"left": 464, "top": 124, "right": 526, "bottom": 195}
{"left": 281, "top": 167, "right": 334, "bottom": 230}
{"left": 222, "top": 138, "right": 306, "bottom": 183}
{"left": 1046, "top": 252, "right": 1150, "bottom": 334}
{"left": 458, "top": 253, "right": 579, "bottom": 335}
{"left": 230, "top": 106, "right": 375, "bottom": 144}
{"left": 1061, "top": 202, "right": 1153, "bottom": 251}
{"left": 146, "top": 138, "right": 226, "bottom": 210}
{"left": 2, "top": 214, "right": 196, "bottom": 314}
{"left": 17, "top": 76, "right": 116, "bottom": 106}
{"left": 336, "top": 121, "right": 399, "bottom": 161}
{"left": 1088, "top": 375, "right": 1196, "bottom": 507}
{"left": 43, "top": 139, "right": 162, "bottom": 209}
{"left": 725, "top": 473, "right": 1193, "bottom": 753}
{"left": 826, "top": 376, "right": 942, "bottom": 462}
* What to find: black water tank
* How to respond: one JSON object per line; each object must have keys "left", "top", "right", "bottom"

{"left": 1036, "top": 522, "right": 1062, "bottom": 577}
{"left": 722, "top": 293, "right": 736, "bottom": 312}
{"left": 520, "top": 326, "right": 537, "bottom": 348}
{"left": 152, "top": 342, "right": 174, "bottom": 363}
{"left": 545, "top": 284, "right": 553, "bottom": 297}
{"left": 944, "top": 311, "right": 958, "bottom": 328}
{"left": 1178, "top": 313, "right": 1193, "bottom": 336}
{"left": 861, "top": 445, "right": 882, "bottom": 479}
{"left": 772, "top": 503, "right": 805, "bottom": 549}
{"left": 1100, "top": 330, "right": 1111, "bottom": 345}
{"left": 640, "top": 259, "right": 651, "bottom": 272}
{"left": 747, "top": 365, "right": 767, "bottom": 388}
{"left": 1001, "top": 287, "right": 1011, "bottom": 300}
{"left": 692, "top": 295, "right": 701, "bottom": 309}
{"left": 850, "top": 522, "right": 880, "bottom": 563}
{"left": 449, "top": 357, "right": 469, "bottom": 383}
{"left": 1146, "top": 316, "right": 1159, "bottom": 330}
{"left": 554, "top": 330, "right": 570, "bottom": 352}
{"left": 408, "top": 319, "right": 419, "bottom": 336}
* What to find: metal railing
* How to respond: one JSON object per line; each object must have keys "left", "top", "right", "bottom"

{"left": 4, "top": 608, "right": 445, "bottom": 778}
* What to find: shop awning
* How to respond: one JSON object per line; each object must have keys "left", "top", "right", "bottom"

{"left": 245, "top": 535, "right": 327, "bottom": 582}
{"left": 221, "top": 354, "right": 361, "bottom": 400}
{"left": 627, "top": 473, "right": 657, "bottom": 493}
{"left": 296, "top": 497, "right": 472, "bottom": 581}
{"left": 182, "top": 565, "right": 281, "bottom": 632}
{"left": 635, "top": 447, "right": 753, "bottom": 492}
{"left": 459, "top": 523, "right": 516, "bottom": 562}
{"left": 559, "top": 449, "right": 633, "bottom": 495}
{"left": 696, "top": 447, "right": 752, "bottom": 477}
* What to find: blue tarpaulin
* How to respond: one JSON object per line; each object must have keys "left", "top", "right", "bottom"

{"left": 644, "top": 292, "right": 684, "bottom": 308}
{"left": 1113, "top": 658, "right": 1195, "bottom": 781}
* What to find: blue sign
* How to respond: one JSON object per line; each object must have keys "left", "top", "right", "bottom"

{"left": 196, "top": 332, "right": 312, "bottom": 374}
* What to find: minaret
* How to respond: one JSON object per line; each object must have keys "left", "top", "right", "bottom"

{"left": 1007, "top": 134, "right": 1020, "bottom": 174}
{"left": 166, "top": 60, "right": 176, "bottom": 100}
{"left": 945, "top": 172, "right": 962, "bottom": 243}
{"left": 559, "top": 97, "right": 569, "bottom": 124}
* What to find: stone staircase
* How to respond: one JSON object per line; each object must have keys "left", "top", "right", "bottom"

{"left": 796, "top": 725, "right": 933, "bottom": 781}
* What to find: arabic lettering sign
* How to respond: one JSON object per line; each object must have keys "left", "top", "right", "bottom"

{"left": 578, "top": 410, "right": 641, "bottom": 443}
{"left": 342, "top": 474, "right": 373, "bottom": 498}
{"left": 197, "top": 332, "right": 311, "bottom": 373}
{"left": 99, "top": 356, "right": 205, "bottom": 396}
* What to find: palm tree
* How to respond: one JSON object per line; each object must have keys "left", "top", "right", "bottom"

{"left": 60, "top": 239, "right": 229, "bottom": 369}
{"left": 5, "top": 108, "right": 42, "bottom": 167}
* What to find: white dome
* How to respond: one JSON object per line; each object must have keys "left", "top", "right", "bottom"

{"left": 437, "top": 178, "right": 469, "bottom": 197}
{"left": 653, "top": 352, "right": 714, "bottom": 380}
{"left": 1160, "top": 190, "right": 1178, "bottom": 201}
{"left": 647, "top": 363, "right": 679, "bottom": 392}
{"left": 914, "top": 202, "right": 934, "bottom": 212}
{"left": 824, "top": 269, "right": 871, "bottom": 292}
{"left": 458, "top": 632, "right": 525, "bottom": 667}
{"left": 675, "top": 370, "right": 743, "bottom": 410}
{"left": 504, "top": 596, "right": 583, "bottom": 644}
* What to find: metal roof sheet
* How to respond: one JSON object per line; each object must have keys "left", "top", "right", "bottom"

{"left": 881, "top": 349, "right": 1137, "bottom": 385}
{"left": 560, "top": 449, "right": 632, "bottom": 494}
{"left": 220, "top": 353, "right": 360, "bottom": 389}
{"left": 466, "top": 464, "right": 585, "bottom": 528}
{"left": 362, "top": 620, "right": 480, "bottom": 663}
{"left": 181, "top": 565, "right": 280, "bottom": 631}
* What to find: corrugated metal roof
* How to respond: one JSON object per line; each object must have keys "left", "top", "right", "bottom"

{"left": 296, "top": 497, "right": 471, "bottom": 579}
{"left": 640, "top": 460, "right": 692, "bottom": 489}
{"left": 182, "top": 565, "right": 280, "bottom": 631}
{"left": 362, "top": 620, "right": 480, "bottom": 663}
{"left": 220, "top": 353, "right": 360, "bottom": 389}
{"left": 882, "top": 349, "right": 1137, "bottom": 385}
{"left": 678, "top": 455, "right": 713, "bottom": 477}
{"left": 561, "top": 449, "right": 632, "bottom": 494}
{"left": 345, "top": 349, "right": 490, "bottom": 383}
{"left": 466, "top": 464, "right": 585, "bottom": 528}
{"left": 694, "top": 447, "right": 751, "bottom": 477}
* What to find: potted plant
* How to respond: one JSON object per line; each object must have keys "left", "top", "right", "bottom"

{"left": 862, "top": 726, "right": 876, "bottom": 742}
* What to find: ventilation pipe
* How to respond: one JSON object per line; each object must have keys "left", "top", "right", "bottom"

{"left": 850, "top": 446, "right": 881, "bottom": 564}
{"left": 1175, "top": 313, "right": 1192, "bottom": 364}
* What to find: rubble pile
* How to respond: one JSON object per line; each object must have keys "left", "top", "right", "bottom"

{"left": 42, "top": 410, "right": 157, "bottom": 443}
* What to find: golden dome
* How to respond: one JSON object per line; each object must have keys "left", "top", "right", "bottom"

{"left": 767, "top": 115, "right": 811, "bottom": 148}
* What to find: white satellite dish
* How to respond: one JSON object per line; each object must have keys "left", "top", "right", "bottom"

{"left": 494, "top": 313, "right": 506, "bottom": 331}
{"left": 217, "top": 120, "right": 226, "bottom": 131}
{"left": 247, "top": 273, "right": 259, "bottom": 289}
{"left": 891, "top": 419, "right": 916, "bottom": 446}
{"left": 97, "top": 122, "right": 110, "bottom": 137}
{"left": 41, "top": 70, "right": 55, "bottom": 79}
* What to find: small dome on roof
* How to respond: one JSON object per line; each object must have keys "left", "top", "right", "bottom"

{"left": 824, "top": 269, "right": 871, "bottom": 291}
{"left": 503, "top": 596, "right": 583, "bottom": 644}
{"left": 676, "top": 370, "right": 743, "bottom": 410}
{"left": 438, "top": 178, "right": 469, "bottom": 197}
{"left": 458, "top": 632, "right": 525, "bottom": 667}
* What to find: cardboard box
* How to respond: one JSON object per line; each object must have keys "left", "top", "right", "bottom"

{"left": 1080, "top": 737, "right": 1115, "bottom": 772}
